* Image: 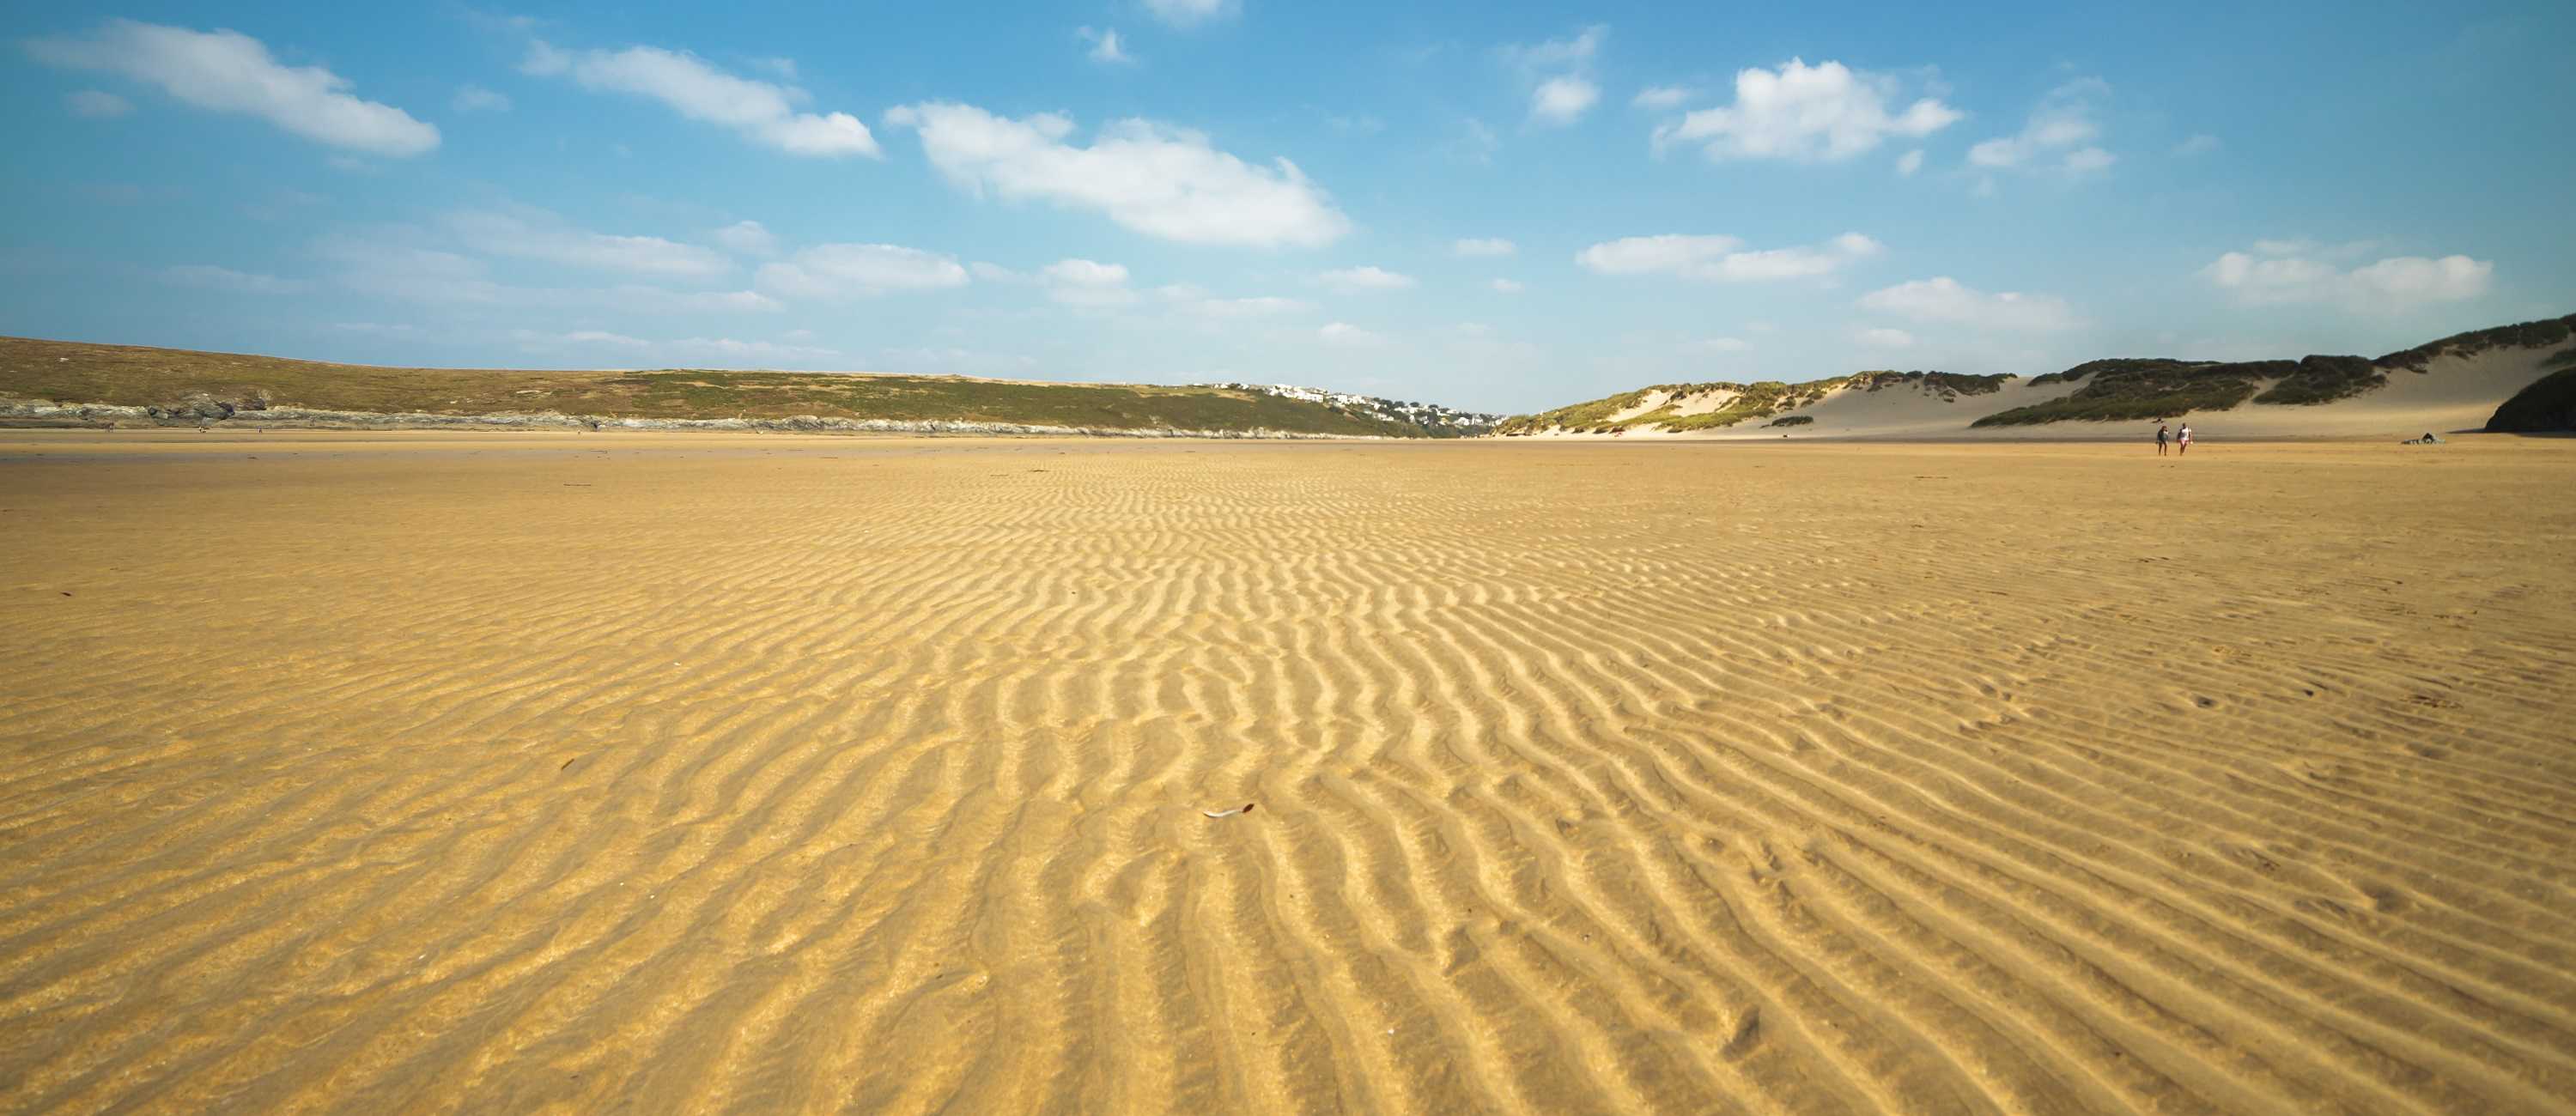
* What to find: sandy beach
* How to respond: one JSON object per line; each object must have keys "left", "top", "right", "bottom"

{"left": 4, "top": 430, "right": 2574, "bottom": 1113}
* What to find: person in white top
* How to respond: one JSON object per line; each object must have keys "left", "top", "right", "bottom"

{"left": 2177, "top": 423, "right": 2193, "bottom": 455}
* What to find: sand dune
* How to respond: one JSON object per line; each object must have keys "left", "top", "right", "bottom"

{"left": 1513, "top": 330, "right": 2574, "bottom": 442}
{"left": 4, "top": 431, "right": 2575, "bottom": 1113}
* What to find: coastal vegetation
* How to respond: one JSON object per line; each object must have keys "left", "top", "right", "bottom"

{"left": 0, "top": 336, "right": 1452, "bottom": 437}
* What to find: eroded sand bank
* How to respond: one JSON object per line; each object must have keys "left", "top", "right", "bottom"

{"left": 4, "top": 431, "right": 2574, "bottom": 1113}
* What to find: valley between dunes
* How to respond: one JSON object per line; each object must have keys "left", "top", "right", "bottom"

{"left": 4, "top": 431, "right": 2574, "bottom": 1114}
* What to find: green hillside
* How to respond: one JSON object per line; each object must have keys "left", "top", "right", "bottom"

{"left": 0, "top": 336, "right": 1442, "bottom": 437}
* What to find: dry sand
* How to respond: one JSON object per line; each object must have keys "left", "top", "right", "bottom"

{"left": 4, "top": 430, "right": 2575, "bottom": 1113}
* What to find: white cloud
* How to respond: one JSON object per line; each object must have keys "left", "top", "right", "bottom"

{"left": 756, "top": 243, "right": 970, "bottom": 299}
{"left": 1315, "top": 265, "right": 1416, "bottom": 292}
{"left": 447, "top": 208, "right": 732, "bottom": 277}
{"left": 1531, "top": 76, "right": 1601, "bottom": 125}
{"left": 160, "top": 264, "right": 308, "bottom": 294}
{"left": 1145, "top": 0, "right": 1236, "bottom": 27}
{"left": 521, "top": 41, "right": 878, "bottom": 157}
{"left": 713, "top": 220, "right": 778, "bottom": 257}
{"left": 1500, "top": 27, "right": 1605, "bottom": 128}
{"left": 316, "top": 235, "right": 503, "bottom": 302}
{"left": 27, "top": 20, "right": 439, "bottom": 155}
{"left": 1631, "top": 85, "right": 1694, "bottom": 109}
{"left": 65, "top": 89, "right": 131, "bottom": 118}
{"left": 1455, "top": 237, "right": 1517, "bottom": 258}
{"left": 2202, "top": 244, "right": 2493, "bottom": 310}
{"left": 453, "top": 84, "right": 512, "bottom": 112}
{"left": 750, "top": 57, "right": 799, "bottom": 81}
{"left": 2063, "top": 147, "right": 2115, "bottom": 173}
{"left": 617, "top": 287, "right": 782, "bottom": 313}
{"left": 1158, "top": 285, "right": 1315, "bottom": 318}
{"left": 313, "top": 230, "right": 778, "bottom": 310}
{"left": 1857, "top": 326, "right": 1915, "bottom": 348}
{"left": 1896, "top": 149, "right": 1923, "bottom": 176}
{"left": 1078, "top": 27, "right": 1134, "bottom": 64}
{"left": 1319, "top": 321, "right": 1385, "bottom": 347}
{"left": 1857, "top": 276, "right": 2082, "bottom": 331}
{"left": 1040, "top": 258, "right": 1136, "bottom": 305}
{"left": 512, "top": 330, "right": 839, "bottom": 362}
{"left": 1490, "top": 278, "right": 1525, "bottom": 294}
{"left": 884, "top": 101, "right": 1350, "bottom": 248}
{"left": 1577, "top": 232, "right": 1881, "bottom": 281}
{"left": 1652, "top": 58, "right": 1958, "bottom": 162}
{"left": 1498, "top": 25, "right": 1606, "bottom": 71}
{"left": 2174, "top": 133, "right": 2221, "bottom": 155}
{"left": 1968, "top": 78, "right": 2111, "bottom": 173}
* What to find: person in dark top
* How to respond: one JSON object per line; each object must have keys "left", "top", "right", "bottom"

{"left": 2155, "top": 423, "right": 2170, "bottom": 456}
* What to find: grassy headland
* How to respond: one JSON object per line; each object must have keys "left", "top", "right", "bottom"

{"left": 0, "top": 336, "right": 1449, "bottom": 437}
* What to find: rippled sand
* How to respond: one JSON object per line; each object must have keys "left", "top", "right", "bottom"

{"left": 5, "top": 431, "right": 2574, "bottom": 1113}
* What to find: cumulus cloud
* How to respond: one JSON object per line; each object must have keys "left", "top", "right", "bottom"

{"left": 65, "top": 89, "right": 131, "bottom": 118}
{"left": 756, "top": 243, "right": 970, "bottom": 299}
{"left": 446, "top": 207, "right": 732, "bottom": 277}
{"left": 1315, "top": 265, "right": 1416, "bottom": 292}
{"left": 453, "top": 84, "right": 512, "bottom": 112}
{"left": 1038, "top": 258, "right": 1137, "bottom": 306}
{"left": 1968, "top": 78, "right": 2112, "bottom": 173}
{"left": 1145, "top": 0, "right": 1236, "bottom": 27}
{"left": 1501, "top": 26, "right": 1607, "bottom": 127}
{"left": 1078, "top": 27, "right": 1133, "bottom": 64}
{"left": 1455, "top": 237, "right": 1517, "bottom": 258}
{"left": 2202, "top": 244, "right": 2493, "bottom": 310}
{"left": 1651, "top": 58, "right": 1958, "bottom": 162}
{"left": 1490, "top": 278, "right": 1525, "bottom": 294}
{"left": 1577, "top": 232, "right": 1882, "bottom": 282}
{"left": 713, "top": 220, "right": 778, "bottom": 257}
{"left": 1856, "top": 326, "right": 1915, "bottom": 348}
{"left": 1530, "top": 76, "right": 1601, "bottom": 126}
{"left": 522, "top": 40, "right": 878, "bottom": 156}
{"left": 1896, "top": 149, "right": 1923, "bottom": 177}
{"left": 1319, "top": 321, "right": 1385, "bottom": 347}
{"left": 27, "top": 20, "right": 439, "bottom": 155}
{"left": 884, "top": 101, "right": 1350, "bottom": 248}
{"left": 160, "top": 264, "right": 307, "bottom": 294}
{"left": 1857, "top": 276, "right": 2082, "bottom": 331}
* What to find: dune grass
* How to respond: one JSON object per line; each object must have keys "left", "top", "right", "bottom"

{"left": 2486, "top": 367, "right": 2576, "bottom": 432}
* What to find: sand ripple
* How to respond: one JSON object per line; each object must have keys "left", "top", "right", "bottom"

{"left": 3, "top": 433, "right": 2573, "bottom": 1113}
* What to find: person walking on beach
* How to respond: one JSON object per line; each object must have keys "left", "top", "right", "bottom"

{"left": 2177, "top": 423, "right": 2193, "bottom": 455}
{"left": 2156, "top": 423, "right": 2170, "bottom": 456}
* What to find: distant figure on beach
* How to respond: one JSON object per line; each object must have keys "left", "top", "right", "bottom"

{"left": 2156, "top": 423, "right": 2170, "bottom": 455}
{"left": 2177, "top": 423, "right": 2193, "bottom": 455}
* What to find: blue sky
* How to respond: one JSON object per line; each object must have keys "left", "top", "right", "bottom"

{"left": 5, "top": 2, "right": 2573, "bottom": 412}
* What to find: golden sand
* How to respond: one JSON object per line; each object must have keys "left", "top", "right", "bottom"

{"left": 4, "top": 431, "right": 2574, "bottom": 1113}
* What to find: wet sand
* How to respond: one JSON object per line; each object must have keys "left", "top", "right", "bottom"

{"left": 4, "top": 431, "right": 2574, "bottom": 1113}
